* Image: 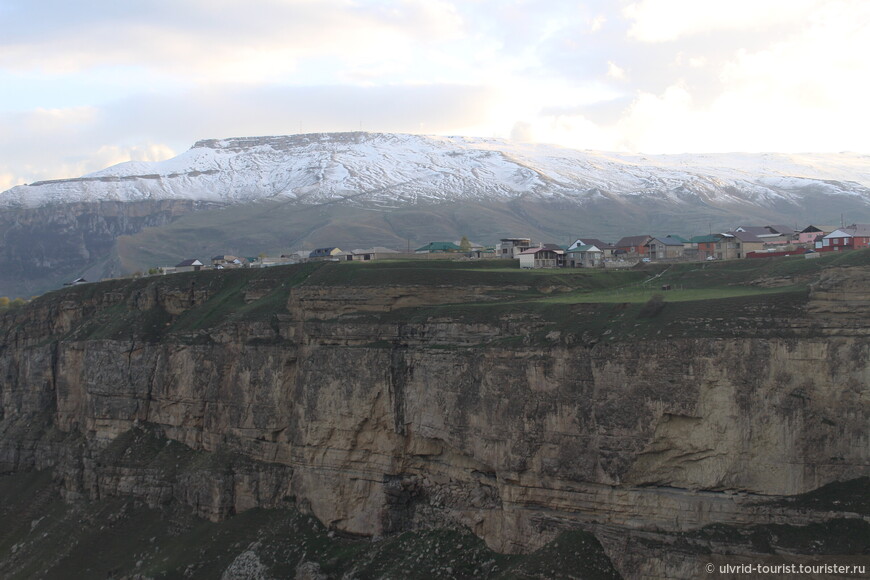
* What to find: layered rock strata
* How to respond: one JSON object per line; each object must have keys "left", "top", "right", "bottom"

{"left": 1, "top": 264, "right": 868, "bottom": 578}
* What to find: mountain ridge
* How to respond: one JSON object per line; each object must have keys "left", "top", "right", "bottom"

{"left": 3, "top": 132, "right": 870, "bottom": 210}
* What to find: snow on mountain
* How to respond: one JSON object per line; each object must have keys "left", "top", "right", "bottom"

{"left": 2, "top": 132, "right": 869, "bottom": 209}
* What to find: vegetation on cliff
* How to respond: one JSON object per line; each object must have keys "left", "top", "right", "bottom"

{"left": 16, "top": 248, "right": 869, "bottom": 348}
{"left": 2, "top": 250, "right": 869, "bottom": 579}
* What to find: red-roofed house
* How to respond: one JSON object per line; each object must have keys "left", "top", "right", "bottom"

{"left": 818, "top": 225, "right": 870, "bottom": 252}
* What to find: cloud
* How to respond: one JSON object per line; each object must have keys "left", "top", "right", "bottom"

{"left": 0, "top": 0, "right": 465, "bottom": 83}
{"left": 606, "top": 62, "right": 626, "bottom": 80}
{"left": 0, "top": 173, "right": 19, "bottom": 190}
{"left": 0, "top": 83, "right": 495, "bottom": 184}
{"left": 623, "top": 0, "right": 817, "bottom": 42}
{"left": 510, "top": 121, "right": 534, "bottom": 142}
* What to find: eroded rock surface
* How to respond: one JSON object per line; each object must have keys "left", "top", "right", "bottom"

{"left": 1, "top": 263, "right": 868, "bottom": 578}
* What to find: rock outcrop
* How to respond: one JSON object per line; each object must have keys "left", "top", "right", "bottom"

{"left": 1, "top": 262, "right": 868, "bottom": 578}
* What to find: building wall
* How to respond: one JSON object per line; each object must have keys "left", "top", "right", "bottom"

{"left": 518, "top": 254, "right": 536, "bottom": 269}
{"left": 798, "top": 232, "right": 825, "bottom": 244}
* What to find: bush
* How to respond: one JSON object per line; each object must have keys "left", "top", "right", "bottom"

{"left": 637, "top": 294, "right": 666, "bottom": 318}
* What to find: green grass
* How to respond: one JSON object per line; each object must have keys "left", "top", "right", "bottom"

{"left": 25, "top": 249, "right": 870, "bottom": 345}
{"left": 304, "top": 258, "right": 649, "bottom": 290}
{"left": 542, "top": 284, "right": 806, "bottom": 304}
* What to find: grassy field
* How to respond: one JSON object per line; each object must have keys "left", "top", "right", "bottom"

{"left": 26, "top": 248, "right": 870, "bottom": 344}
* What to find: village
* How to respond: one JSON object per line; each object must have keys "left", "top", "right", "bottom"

{"left": 142, "top": 223, "right": 870, "bottom": 278}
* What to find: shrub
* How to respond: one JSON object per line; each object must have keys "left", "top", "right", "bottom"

{"left": 637, "top": 294, "right": 666, "bottom": 318}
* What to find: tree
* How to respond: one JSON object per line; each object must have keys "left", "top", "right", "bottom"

{"left": 459, "top": 236, "right": 472, "bottom": 252}
{"left": 0, "top": 297, "right": 9, "bottom": 309}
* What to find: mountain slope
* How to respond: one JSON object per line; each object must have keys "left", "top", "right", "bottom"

{"left": 4, "top": 132, "right": 870, "bottom": 210}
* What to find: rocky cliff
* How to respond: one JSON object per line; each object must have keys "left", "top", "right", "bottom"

{"left": 1, "top": 260, "right": 868, "bottom": 578}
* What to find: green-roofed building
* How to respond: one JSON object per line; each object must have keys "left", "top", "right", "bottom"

{"left": 415, "top": 241, "right": 462, "bottom": 253}
{"left": 689, "top": 234, "right": 722, "bottom": 260}
{"left": 565, "top": 244, "right": 604, "bottom": 268}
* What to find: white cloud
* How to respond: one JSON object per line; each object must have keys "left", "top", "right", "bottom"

{"left": 0, "top": 173, "right": 20, "bottom": 190}
{"left": 624, "top": 0, "right": 817, "bottom": 42}
{"left": 88, "top": 144, "right": 176, "bottom": 171}
{"left": 606, "top": 62, "right": 626, "bottom": 80}
{"left": 0, "top": 0, "right": 465, "bottom": 84}
{"left": 590, "top": 14, "right": 606, "bottom": 32}
{"left": 0, "top": 84, "right": 496, "bottom": 184}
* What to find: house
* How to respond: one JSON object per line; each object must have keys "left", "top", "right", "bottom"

{"left": 285, "top": 250, "right": 311, "bottom": 261}
{"left": 415, "top": 241, "right": 461, "bottom": 253}
{"left": 496, "top": 238, "right": 532, "bottom": 258}
{"left": 63, "top": 277, "right": 88, "bottom": 286}
{"left": 347, "top": 247, "right": 401, "bottom": 261}
{"left": 565, "top": 245, "right": 603, "bottom": 268}
{"left": 615, "top": 235, "right": 653, "bottom": 256}
{"left": 211, "top": 255, "right": 246, "bottom": 268}
{"left": 568, "top": 238, "right": 616, "bottom": 259}
{"left": 253, "top": 254, "right": 300, "bottom": 268}
{"left": 798, "top": 225, "right": 836, "bottom": 245}
{"left": 714, "top": 231, "right": 764, "bottom": 259}
{"left": 734, "top": 225, "right": 795, "bottom": 245}
{"left": 818, "top": 224, "right": 870, "bottom": 252}
{"left": 175, "top": 259, "right": 204, "bottom": 272}
{"left": 518, "top": 246, "right": 565, "bottom": 269}
{"left": 454, "top": 239, "right": 485, "bottom": 252}
{"left": 767, "top": 224, "right": 797, "bottom": 239}
{"left": 468, "top": 247, "right": 497, "bottom": 259}
{"left": 645, "top": 237, "right": 685, "bottom": 260}
{"left": 309, "top": 247, "right": 343, "bottom": 260}
{"left": 688, "top": 235, "right": 720, "bottom": 260}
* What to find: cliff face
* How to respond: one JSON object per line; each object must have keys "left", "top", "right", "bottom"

{"left": 1, "top": 263, "right": 868, "bottom": 578}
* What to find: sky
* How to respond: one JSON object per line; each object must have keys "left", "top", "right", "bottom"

{"left": 1, "top": 0, "right": 869, "bottom": 189}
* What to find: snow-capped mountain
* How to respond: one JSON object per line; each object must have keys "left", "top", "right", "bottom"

{"left": 3, "top": 132, "right": 870, "bottom": 210}
{"left": 3, "top": 132, "right": 870, "bottom": 298}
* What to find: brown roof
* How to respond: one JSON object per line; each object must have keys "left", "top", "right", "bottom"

{"left": 573, "top": 238, "right": 613, "bottom": 249}
{"left": 615, "top": 235, "right": 652, "bottom": 247}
